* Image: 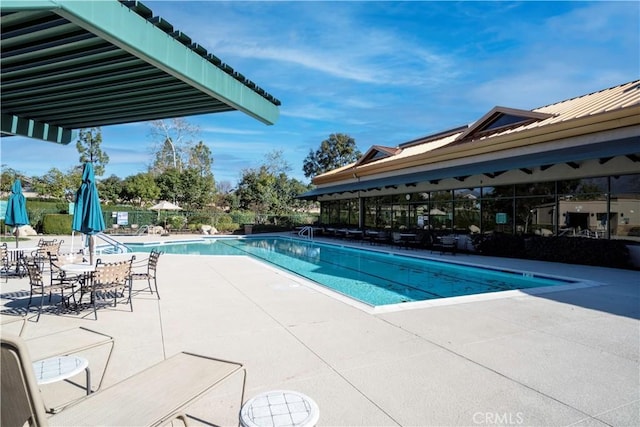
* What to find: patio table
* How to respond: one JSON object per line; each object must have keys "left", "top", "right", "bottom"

{"left": 240, "top": 389, "right": 319, "bottom": 427}
{"left": 33, "top": 355, "right": 91, "bottom": 394}
{"left": 60, "top": 263, "right": 95, "bottom": 274}
{"left": 60, "top": 263, "right": 96, "bottom": 305}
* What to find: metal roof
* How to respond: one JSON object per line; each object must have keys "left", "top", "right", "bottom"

{"left": 302, "top": 81, "right": 640, "bottom": 199}
{"left": 0, "top": 0, "right": 280, "bottom": 144}
{"left": 298, "top": 135, "right": 639, "bottom": 199}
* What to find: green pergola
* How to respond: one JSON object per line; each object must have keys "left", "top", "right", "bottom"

{"left": 0, "top": 0, "right": 280, "bottom": 144}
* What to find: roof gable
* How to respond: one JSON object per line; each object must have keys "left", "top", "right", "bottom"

{"left": 354, "top": 145, "right": 402, "bottom": 167}
{"left": 456, "top": 106, "right": 553, "bottom": 142}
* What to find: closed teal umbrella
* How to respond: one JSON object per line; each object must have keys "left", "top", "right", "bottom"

{"left": 73, "top": 163, "right": 105, "bottom": 263}
{"left": 4, "top": 179, "right": 30, "bottom": 247}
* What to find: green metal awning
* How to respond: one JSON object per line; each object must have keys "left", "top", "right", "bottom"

{"left": 1, "top": 0, "right": 280, "bottom": 144}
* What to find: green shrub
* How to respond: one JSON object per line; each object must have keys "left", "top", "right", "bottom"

{"left": 217, "top": 222, "right": 239, "bottom": 233}
{"left": 167, "top": 215, "right": 186, "bottom": 230}
{"left": 42, "top": 214, "right": 73, "bottom": 235}
{"left": 26, "top": 208, "right": 48, "bottom": 233}
{"left": 228, "top": 210, "right": 255, "bottom": 226}
{"left": 289, "top": 213, "right": 319, "bottom": 226}
{"left": 214, "top": 214, "right": 234, "bottom": 226}
{"left": 188, "top": 213, "right": 213, "bottom": 226}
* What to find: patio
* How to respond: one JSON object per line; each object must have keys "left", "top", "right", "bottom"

{"left": 1, "top": 235, "right": 638, "bottom": 426}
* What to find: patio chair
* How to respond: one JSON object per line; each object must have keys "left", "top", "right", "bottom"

{"left": 431, "top": 235, "right": 457, "bottom": 255}
{"left": 49, "top": 252, "right": 86, "bottom": 295}
{"left": 1, "top": 333, "right": 246, "bottom": 427}
{"left": 22, "top": 257, "right": 77, "bottom": 321}
{"left": 89, "top": 257, "right": 135, "bottom": 319}
{"left": 1, "top": 242, "right": 9, "bottom": 283}
{"left": 131, "top": 249, "right": 163, "bottom": 299}
{"left": 372, "top": 230, "right": 390, "bottom": 245}
{"left": 31, "top": 240, "right": 63, "bottom": 273}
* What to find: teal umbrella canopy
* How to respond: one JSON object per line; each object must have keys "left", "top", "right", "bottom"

{"left": 4, "top": 179, "right": 29, "bottom": 228}
{"left": 72, "top": 163, "right": 105, "bottom": 235}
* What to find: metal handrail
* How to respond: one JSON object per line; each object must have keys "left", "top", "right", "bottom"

{"left": 94, "top": 232, "right": 131, "bottom": 254}
{"left": 298, "top": 226, "right": 313, "bottom": 240}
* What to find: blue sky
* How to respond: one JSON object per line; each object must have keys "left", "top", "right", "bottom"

{"left": 1, "top": 1, "right": 638, "bottom": 187}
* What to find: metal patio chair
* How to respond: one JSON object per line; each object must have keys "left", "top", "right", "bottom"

{"left": 49, "top": 252, "right": 86, "bottom": 294}
{"left": 89, "top": 257, "right": 135, "bottom": 319}
{"left": 31, "top": 239, "right": 63, "bottom": 273}
{"left": 23, "top": 257, "right": 77, "bottom": 321}
{"left": 0, "top": 243, "right": 10, "bottom": 283}
{"left": 130, "top": 249, "right": 163, "bottom": 299}
{"left": 431, "top": 235, "right": 457, "bottom": 255}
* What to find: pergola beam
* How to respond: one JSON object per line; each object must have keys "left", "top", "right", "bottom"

{"left": 1, "top": 113, "right": 76, "bottom": 144}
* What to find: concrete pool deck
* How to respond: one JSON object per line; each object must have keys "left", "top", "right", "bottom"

{"left": 1, "top": 234, "right": 638, "bottom": 426}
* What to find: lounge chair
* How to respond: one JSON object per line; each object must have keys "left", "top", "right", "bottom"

{"left": 1, "top": 333, "right": 246, "bottom": 427}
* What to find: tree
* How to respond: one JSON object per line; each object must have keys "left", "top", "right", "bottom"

{"left": 31, "top": 167, "right": 81, "bottom": 200}
{"left": 154, "top": 169, "right": 181, "bottom": 204}
{"left": 236, "top": 165, "right": 277, "bottom": 216}
{"left": 185, "top": 141, "right": 216, "bottom": 208}
{"left": 121, "top": 173, "right": 160, "bottom": 206}
{"left": 76, "top": 127, "right": 109, "bottom": 176}
{"left": 178, "top": 168, "right": 215, "bottom": 209}
{"left": 153, "top": 168, "right": 214, "bottom": 210}
{"left": 302, "top": 133, "right": 362, "bottom": 179}
{"left": 148, "top": 118, "right": 200, "bottom": 174}
{"left": 188, "top": 141, "right": 214, "bottom": 178}
{"left": 1, "top": 166, "right": 26, "bottom": 196}
{"left": 214, "top": 180, "right": 235, "bottom": 211}
{"left": 97, "top": 175, "right": 123, "bottom": 205}
{"left": 237, "top": 150, "right": 314, "bottom": 218}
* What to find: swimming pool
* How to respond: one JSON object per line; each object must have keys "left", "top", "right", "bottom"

{"left": 127, "top": 237, "right": 580, "bottom": 307}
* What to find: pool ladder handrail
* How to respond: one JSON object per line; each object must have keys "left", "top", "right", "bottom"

{"left": 94, "top": 232, "right": 132, "bottom": 254}
{"left": 298, "top": 226, "right": 314, "bottom": 240}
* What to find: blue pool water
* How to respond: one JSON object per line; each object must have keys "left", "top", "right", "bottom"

{"left": 127, "top": 238, "right": 575, "bottom": 306}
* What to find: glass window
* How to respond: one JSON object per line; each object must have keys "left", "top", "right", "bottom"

{"left": 430, "top": 190, "right": 453, "bottom": 232}
{"left": 558, "top": 177, "right": 608, "bottom": 236}
{"left": 611, "top": 174, "right": 640, "bottom": 240}
{"left": 454, "top": 188, "right": 481, "bottom": 233}
{"left": 481, "top": 185, "right": 514, "bottom": 234}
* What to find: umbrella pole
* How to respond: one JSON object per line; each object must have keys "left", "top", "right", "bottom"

{"left": 14, "top": 228, "right": 19, "bottom": 248}
{"left": 89, "top": 235, "right": 95, "bottom": 265}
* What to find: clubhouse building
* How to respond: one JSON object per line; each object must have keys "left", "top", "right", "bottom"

{"left": 301, "top": 81, "right": 640, "bottom": 242}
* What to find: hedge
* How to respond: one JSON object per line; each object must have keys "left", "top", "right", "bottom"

{"left": 42, "top": 214, "right": 73, "bottom": 235}
{"left": 477, "top": 233, "right": 633, "bottom": 269}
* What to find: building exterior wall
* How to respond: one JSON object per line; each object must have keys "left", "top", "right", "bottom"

{"left": 319, "top": 173, "right": 640, "bottom": 242}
